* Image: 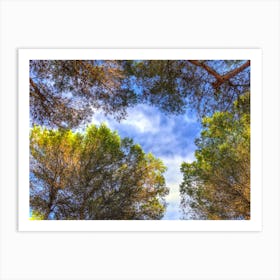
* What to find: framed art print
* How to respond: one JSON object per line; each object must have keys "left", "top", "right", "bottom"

{"left": 1, "top": 0, "right": 280, "bottom": 280}
{"left": 18, "top": 49, "right": 262, "bottom": 231}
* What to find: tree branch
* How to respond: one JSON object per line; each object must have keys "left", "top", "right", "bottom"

{"left": 188, "top": 60, "right": 250, "bottom": 89}
{"left": 188, "top": 60, "right": 223, "bottom": 81}
{"left": 222, "top": 60, "right": 250, "bottom": 82}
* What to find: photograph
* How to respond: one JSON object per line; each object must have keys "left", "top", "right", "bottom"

{"left": 1, "top": 0, "right": 277, "bottom": 278}
{"left": 28, "top": 57, "right": 251, "bottom": 221}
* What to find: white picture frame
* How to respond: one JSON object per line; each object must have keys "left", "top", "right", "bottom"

{"left": 19, "top": 48, "right": 262, "bottom": 232}
{"left": 1, "top": 1, "right": 279, "bottom": 279}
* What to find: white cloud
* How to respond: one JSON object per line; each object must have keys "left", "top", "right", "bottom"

{"left": 91, "top": 104, "right": 162, "bottom": 134}
{"left": 166, "top": 184, "right": 180, "bottom": 203}
{"left": 183, "top": 113, "right": 197, "bottom": 124}
{"left": 122, "top": 106, "right": 161, "bottom": 134}
{"left": 90, "top": 110, "right": 108, "bottom": 126}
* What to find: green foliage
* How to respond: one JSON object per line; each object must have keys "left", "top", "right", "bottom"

{"left": 29, "top": 59, "right": 251, "bottom": 221}
{"left": 29, "top": 211, "right": 44, "bottom": 220}
{"left": 30, "top": 124, "right": 169, "bottom": 220}
{"left": 30, "top": 60, "right": 136, "bottom": 128}
{"left": 30, "top": 60, "right": 250, "bottom": 129}
{"left": 180, "top": 92, "right": 250, "bottom": 220}
{"left": 127, "top": 60, "right": 250, "bottom": 117}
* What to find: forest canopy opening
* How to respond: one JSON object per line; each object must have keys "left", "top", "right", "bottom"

{"left": 29, "top": 59, "right": 250, "bottom": 220}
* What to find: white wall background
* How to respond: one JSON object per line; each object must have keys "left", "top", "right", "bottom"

{"left": 0, "top": 1, "right": 279, "bottom": 279}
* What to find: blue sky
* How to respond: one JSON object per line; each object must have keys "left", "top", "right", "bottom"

{"left": 90, "top": 104, "right": 201, "bottom": 219}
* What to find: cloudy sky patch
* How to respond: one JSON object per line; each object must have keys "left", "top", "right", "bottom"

{"left": 91, "top": 104, "right": 200, "bottom": 219}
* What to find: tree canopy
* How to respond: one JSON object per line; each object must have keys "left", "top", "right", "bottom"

{"left": 30, "top": 124, "right": 168, "bottom": 220}
{"left": 30, "top": 60, "right": 250, "bottom": 128}
{"left": 30, "top": 60, "right": 137, "bottom": 128}
{"left": 126, "top": 60, "right": 250, "bottom": 116}
{"left": 29, "top": 58, "right": 251, "bottom": 220}
{"left": 180, "top": 92, "right": 250, "bottom": 220}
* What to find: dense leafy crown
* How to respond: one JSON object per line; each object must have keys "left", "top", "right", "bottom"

{"left": 180, "top": 93, "right": 250, "bottom": 220}
{"left": 30, "top": 124, "right": 168, "bottom": 220}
